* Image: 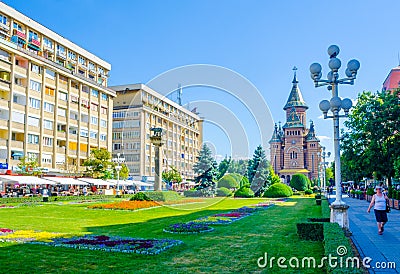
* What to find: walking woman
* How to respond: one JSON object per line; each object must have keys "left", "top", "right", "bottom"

{"left": 367, "top": 185, "right": 389, "bottom": 235}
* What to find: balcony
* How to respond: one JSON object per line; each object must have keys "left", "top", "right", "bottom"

{"left": 0, "top": 57, "right": 11, "bottom": 71}
{"left": 0, "top": 81, "right": 10, "bottom": 92}
{"left": 57, "top": 131, "right": 66, "bottom": 139}
{"left": 45, "top": 78, "right": 56, "bottom": 87}
{"left": 0, "top": 119, "right": 8, "bottom": 128}
{"left": 79, "top": 151, "right": 88, "bottom": 158}
{"left": 13, "top": 103, "right": 25, "bottom": 113}
{"left": 57, "top": 146, "right": 66, "bottom": 154}
{"left": 11, "top": 122, "right": 24, "bottom": 131}
{"left": 14, "top": 65, "right": 27, "bottom": 76}
{"left": 29, "top": 107, "right": 40, "bottom": 116}
{"left": 13, "top": 29, "right": 26, "bottom": 40}
{"left": 29, "top": 38, "right": 41, "bottom": 47}
{"left": 43, "top": 146, "right": 53, "bottom": 153}
{"left": 10, "top": 140, "right": 24, "bottom": 149}
{"left": 13, "top": 84, "right": 26, "bottom": 94}
{"left": 27, "top": 143, "right": 40, "bottom": 151}
{"left": 0, "top": 138, "right": 7, "bottom": 147}
{"left": 68, "top": 149, "right": 77, "bottom": 156}
{"left": 59, "top": 82, "right": 68, "bottom": 91}
{"left": 30, "top": 72, "right": 41, "bottom": 81}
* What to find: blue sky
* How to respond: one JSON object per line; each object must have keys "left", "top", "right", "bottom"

{"left": 5, "top": 0, "right": 400, "bottom": 161}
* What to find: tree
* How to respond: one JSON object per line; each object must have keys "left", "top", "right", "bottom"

{"left": 217, "top": 157, "right": 231, "bottom": 180}
{"left": 267, "top": 166, "right": 281, "bottom": 185}
{"left": 163, "top": 166, "right": 183, "bottom": 184}
{"left": 290, "top": 173, "right": 309, "bottom": 191}
{"left": 82, "top": 148, "right": 114, "bottom": 179}
{"left": 217, "top": 173, "right": 240, "bottom": 189}
{"left": 17, "top": 156, "right": 42, "bottom": 176}
{"left": 342, "top": 89, "right": 400, "bottom": 188}
{"left": 117, "top": 164, "right": 130, "bottom": 180}
{"left": 193, "top": 144, "right": 218, "bottom": 196}
{"left": 247, "top": 145, "right": 270, "bottom": 197}
{"left": 227, "top": 159, "right": 249, "bottom": 176}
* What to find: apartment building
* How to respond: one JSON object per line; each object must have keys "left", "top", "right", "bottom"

{"left": 110, "top": 84, "right": 203, "bottom": 181}
{"left": 0, "top": 3, "right": 116, "bottom": 173}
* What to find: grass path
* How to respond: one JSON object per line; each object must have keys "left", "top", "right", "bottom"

{"left": 0, "top": 197, "right": 324, "bottom": 273}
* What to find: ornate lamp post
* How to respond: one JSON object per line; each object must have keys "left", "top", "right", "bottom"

{"left": 310, "top": 45, "right": 360, "bottom": 228}
{"left": 150, "top": 127, "right": 164, "bottom": 191}
{"left": 112, "top": 153, "right": 125, "bottom": 196}
{"left": 318, "top": 147, "right": 331, "bottom": 192}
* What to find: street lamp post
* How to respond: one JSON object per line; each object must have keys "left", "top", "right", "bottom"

{"left": 112, "top": 153, "right": 125, "bottom": 197}
{"left": 319, "top": 147, "right": 331, "bottom": 192}
{"left": 310, "top": 45, "right": 360, "bottom": 228}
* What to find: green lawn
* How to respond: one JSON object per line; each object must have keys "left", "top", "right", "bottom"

{"left": 0, "top": 197, "right": 325, "bottom": 273}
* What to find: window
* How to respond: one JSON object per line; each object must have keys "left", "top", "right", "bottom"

{"left": 90, "top": 103, "right": 98, "bottom": 111}
{"left": 29, "top": 80, "right": 41, "bottom": 92}
{"left": 43, "top": 119, "right": 53, "bottom": 130}
{"left": 59, "top": 75, "right": 68, "bottom": 85}
{"left": 56, "top": 44, "right": 66, "bottom": 56}
{"left": 12, "top": 111, "right": 25, "bottom": 123}
{"left": 82, "top": 85, "right": 89, "bottom": 93}
{"left": 58, "top": 91, "right": 68, "bottom": 101}
{"left": 70, "top": 111, "right": 78, "bottom": 120}
{"left": 98, "top": 67, "right": 104, "bottom": 75}
{"left": 42, "top": 154, "right": 52, "bottom": 164}
{"left": 43, "top": 37, "right": 53, "bottom": 49}
{"left": 13, "top": 22, "right": 23, "bottom": 31}
{"left": 28, "top": 116, "right": 39, "bottom": 127}
{"left": 88, "top": 62, "right": 95, "bottom": 71}
{"left": 80, "top": 129, "right": 88, "bottom": 138}
{"left": 78, "top": 56, "right": 86, "bottom": 66}
{"left": 91, "top": 116, "right": 98, "bottom": 125}
{"left": 100, "top": 106, "right": 107, "bottom": 115}
{"left": 0, "top": 14, "right": 7, "bottom": 25}
{"left": 28, "top": 30, "right": 38, "bottom": 41}
{"left": 44, "top": 102, "right": 54, "bottom": 113}
{"left": 31, "top": 63, "right": 41, "bottom": 74}
{"left": 43, "top": 137, "right": 53, "bottom": 147}
{"left": 81, "top": 99, "right": 89, "bottom": 108}
{"left": 91, "top": 89, "right": 98, "bottom": 97}
{"left": 100, "top": 119, "right": 107, "bottom": 128}
{"left": 90, "top": 131, "right": 97, "bottom": 139}
{"left": 101, "top": 93, "right": 108, "bottom": 101}
{"left": 28, "top": 134, "right": 39, "bottom": 144}
{"left": 70, "top": 95, "right": 79, "bottom": 103}
{"left": 68, "top": 51, "right": 76, "bottom": 60}
{"left": 29, "top": 97, "right": 40, "bottom": 109}
{"left": 114, "top": 143, "right": 121, "bottom": 150}
{"left": 45, "top": 87, "right": 55, "bottom": 96}
{"left": 57, "top": 107, "right": 66, "bottom": 117}
{"left": 45, "top": 69, "right": 55, "bottom": 80}
{"left": 100, "top": 134, "right": 107, "bottom": 141}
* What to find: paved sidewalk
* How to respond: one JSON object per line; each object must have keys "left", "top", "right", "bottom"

{"left": 328, "top": 195, "right": 400, "bottom": 273}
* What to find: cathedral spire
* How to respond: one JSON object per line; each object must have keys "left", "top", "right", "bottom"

{"left": 284, "top": 67, "right": 308, "bottom": 110}
{"left": 306, "top": 120, "right": 320, "bottom": 141}
{"left": 269, "top": 123, "right": 282, "bottom": 143}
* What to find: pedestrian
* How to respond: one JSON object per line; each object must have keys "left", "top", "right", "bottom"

{"left": 367, "top": 185, "right": 389, "bottom": 235}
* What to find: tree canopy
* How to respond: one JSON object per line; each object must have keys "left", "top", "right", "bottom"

{"left": 82, "top": 148, "right": 114, "bottom": 179}
{"left": 341, "top": 89, "right": 400, "bottom": 186}
{"left": 193, "top": 144, "right": 218, "bottom": 196}
{"left": 247, "top": 145, "right": 270, "bottom": 197}
{"left": 163, "top": 166, "right": 183, "bottom": 184}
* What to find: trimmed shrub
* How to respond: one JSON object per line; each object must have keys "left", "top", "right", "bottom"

{"left": 216, "top": 187, "right": 232, "bottom": 197}
{"left": 304, "top": 189, "right": 313, "bottom": 195}
{"left": 184, "top": 189, "right": 203, "bottom": 197}
{"left": 0, "top": 195, "right": 107, "bottom": 204}
{"left": 145, "top": 191, "right": 181, "bottom": 202}
{"left": 290, "top": 174, "right": 310, "bottom": 191}
{"left": 234, "top": 184, "right": 254, "bottom": 198}
{"left": 130, "top": 192, "right": 151, "bottom": 201}
{"left": 217, "top": 174, "right": 240, "bottom": 189}
{"left": 366, "top": 188, "right": 374, "bottom": 196}
{"left": 263, "top": 183, "right": 293, "bottom": 198}
{"left": 296, "top": 222, "right": 324, "bottom": 241}
{"left": 312, "top": 185, "right": 320, "bottom": 193}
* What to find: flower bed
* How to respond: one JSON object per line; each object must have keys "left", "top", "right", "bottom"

{"left": 88, "top": 200, "right": 160, "bottom": 211}
{"left": 163, "top": 222, "right": 214, "bottom": 234}
{"left": 213, "top": 212, "right": 248, "bottom": 218}
{"left": 0, "top": 229, "right": 66, "bottom": 243}
{"left": 193, "top": 216, "right": 233, "bottom": 225}
{"left": 0, "top": 205, "right": 15, "bottom": 209}
{"left": 30, "top": 235, "right": 183, "bottom": 255}
{"left": 0, "top": 228, "right": 13, "bottom": 235}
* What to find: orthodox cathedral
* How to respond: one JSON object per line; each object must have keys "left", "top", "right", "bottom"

{"left": 269, "top": 68, "right": 321, "bottom": 184}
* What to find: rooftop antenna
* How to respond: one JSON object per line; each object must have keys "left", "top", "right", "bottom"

{"left": 177, "top": 84, "right": 182, "bottom": 106}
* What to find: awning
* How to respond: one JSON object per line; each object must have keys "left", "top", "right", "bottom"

{"left": 28, "top": 43, "right": 40, "bottom": 51}
{"left": 44, "top": 177, "right": 88, "bottom": 186}
{"left": 77, "top": 178, "right": 115, "bottom": 186}
{"left": 106, "top": 179, "right": 134, "bottom": 186}
{"left": 131, "top": 180, "right": 153, "bottom": 187}
{"left": 0, "top": 175, "right": 56, "bottom": 185}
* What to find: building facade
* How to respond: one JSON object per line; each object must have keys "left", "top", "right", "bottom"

{"left": 0, "top": 3, "right": 116, "bottom": 173}
{"left": 110, "top": 84, "right": 203, "bottom": 181}
{"left": 269, "top": 70, "right": 321, "bottom": 183}
{"left": 382, "top": 65, "right": 400, "bottom": 91}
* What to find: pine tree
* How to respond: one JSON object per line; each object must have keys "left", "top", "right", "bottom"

{"left": 193, "top": 144, "right": 218, "bottom": 196}
{"left": 247, "top": 145, "right": 270, "bottom": 196}
{"left": 217, "top": 156, "right": 231, "bottom": 180}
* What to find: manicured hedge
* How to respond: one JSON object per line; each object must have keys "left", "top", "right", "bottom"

{"left": 130, "top": 192, "right": 151, "bottom": 201}
{"left": 145, "top": 191, "right": 181, "bottom": 202}
{"left": 234, "top": 184, "right": 254, "bottom": 198}
{"left": 296, "top": 222, "right": 324, "bottom": 241}
{"left": 263, "top": 183, "right": 293, "bottom": 198}
{"left": 216, "top": 187, "right": 232, "bottom": 197}
{"left": 184, "top": 189, "right": 203, "bottom": 197}
{"left": 290, "top": 174, "right": 310, "bottom": 191}
{"left": 0, "top": 195, "right": 107, "bottom": 204}
{"left": 217, "top": 174, "right": 240, "bottom": 189}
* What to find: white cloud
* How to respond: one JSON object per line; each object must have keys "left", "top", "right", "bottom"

{"left": 317, "top": 135, "right": 331, "bottom": 141}
{"left": 317, "top": 114, "right": 325, "bottom": 119}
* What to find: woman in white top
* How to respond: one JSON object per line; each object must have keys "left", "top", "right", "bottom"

{"left": 367, "top": 185, "right": 389, "bottom": 235}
